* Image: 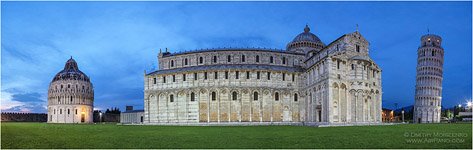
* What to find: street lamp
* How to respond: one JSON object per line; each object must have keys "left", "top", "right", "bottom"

{"left": 401, "top": 109, "right": 405, "bottom": 123}
{"left": 99, "top": 112, "right": 102, "bottom": 123}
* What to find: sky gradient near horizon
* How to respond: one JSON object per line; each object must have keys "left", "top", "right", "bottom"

{"left": 1, "top": 1, "right": 471, "bottom": 113}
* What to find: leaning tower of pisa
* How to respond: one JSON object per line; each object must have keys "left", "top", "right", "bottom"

{"left": 414, "top": 34, "right": 444, "bottom": 123}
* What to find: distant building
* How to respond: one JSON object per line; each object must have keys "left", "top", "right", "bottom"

{"left": 382, "top": 108, "right": 395, "bottom": 122}
{"left": 47, "top": 57, "right": 94, "bottom": 123}
{"left": 120, "top": 106, "right": 144, "bottom": 124}
{"left": 144, "top": 24, "right": 382, "bottom": 125}
{"left": 414, "top": 34, "right": 444, "bottom": 123}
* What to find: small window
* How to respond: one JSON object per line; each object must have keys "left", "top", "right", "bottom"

{"left": 75, "top": 109, "right": 77, "bottom": 114}
{"left": 204, "top": 72, "right": 208, "bottom": 80}
{"left": 270, "top": 56, "right": 274, "bottom": 63}
{"left": 242, "top": 55, "right": 246, "bottom": 62}
{"left": 183, "top": 74, "right": 186, "bottom": 81}
{"left": 236, "top": 71, "right": 239, "bottom": 79}
{"left": 214, "top": 72, "right": 218, "bottom": 79}
{"left": 199, "top": 57, "right": 203, "bottom": 64}
{"left": 351, "top": 64, "right": 355, "bottom": 70}
{"left": 194, "top": 73, "right": 198, "bottom": 80}
{"left": 292, "top": 74, "right": 295, "bottom": 81}
{"left": 337, "top": 61, "right": 340, "bottom": 69}
{"left": 356, "top": 45, "right": 360, "bottom": 52}
{"left": 232, "top": 92, "right": 238, "bottom": 101}
{"left": 172, "top": 75, "right": 176, "bottom": 82}
{"left": 211, "top": 92, "right": 216, "bottom": 101}
{"left": 191, "top": 92, "right": 195, "bottom": 102}
{"left": 275, "top": 92, "right": 279, "bottom": 101}
{"left": 170, "top": 95, "right": 174, "bottom": 102}
{"left": 170, "top": 60, "right": 174, "bottom": 67}
{"left": 246, "top": 71, "right": 250, "bottom": 79}
{"left": 294, "top": 94, "right": 298, "bottom": 102}
{"left": 54, "top": 109, "right": 56, "bottom": 114}
{"left": 61, "top": 85, "right": 63, "bottom": 89}
{"left": 253, "top": 92, "right": 258, "bottom": 101}
{"left": 163, "top": 76, "right": 167, "bottom": 83}
{"left": 282, "top": 73, "right": 286, "bottom": 81}
{"left": 70, "top": 96, "right": 73, "bottom": 102}
{"left": 227, "top": 55, "right": 231, "bottom": 62}
{"left": 432, "top": 51, "right": 435, "bottom": 56}
{"left": 213, "top": 56, "right": 217, "bottom": 63}
{"left": 282, "top": 57, "right": 286, "bottom": 64}
{"left": 267, "top": 72, "right": 271, "bottom": 80}
{"left": 68, "top": 109, "right": 70, "bottom": 114}
{"left": 225, "top": 71, "right": 229, "bottom": 79}
{"left": 153, "top": 78, "right": 156, "bottom": 84}
{"left": 256, "top": 55, "right": 260, "bottom": 63}
{"left": 184, "top": 58, "right": 188, "bottom": 65}
{"left": 68, "top": 84, "right": 70, "bottom": 88}
{"left": 60, "top": 109, "right": 62, "bottom": 114}
{"left": 257, "top": 72, "right": 260, "bottom": 79}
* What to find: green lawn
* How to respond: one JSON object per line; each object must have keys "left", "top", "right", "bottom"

{"left": 1, "top": 122, "right": 471, "bottom": 149}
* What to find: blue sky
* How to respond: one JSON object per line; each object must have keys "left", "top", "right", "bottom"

{"left": 1, "top": 1, "right": 471, "bottom": 113}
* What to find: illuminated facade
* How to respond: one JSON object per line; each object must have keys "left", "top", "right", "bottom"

{"left": 47, "top": 57, "right": 94, "bottom": 123}
{"left": 144, "top": 24, "right": 382, "bottom": 125}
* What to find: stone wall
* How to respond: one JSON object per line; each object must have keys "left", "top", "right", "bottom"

{"left": 1, "top": 112, "right": 47, "bottom": 122}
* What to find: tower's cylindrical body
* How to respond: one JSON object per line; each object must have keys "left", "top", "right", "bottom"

{"left": 414, "top": 34, "right": 444, "bottom": 123}
{"left": 47, "top": 57, "right": 94, "bottom": 123}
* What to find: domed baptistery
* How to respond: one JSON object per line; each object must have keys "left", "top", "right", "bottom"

{"left": 144, "top": 24, "right": 382, "bottom": 125}
{"left": 47, "top": 57, "right": 94, "bottom": 123}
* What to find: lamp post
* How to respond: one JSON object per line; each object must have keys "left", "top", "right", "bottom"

{"left": 99, "top": 112, "right": 102, "bottom": 123}
{"left": 402, "top": 109, "right": 405, "bottom": 123}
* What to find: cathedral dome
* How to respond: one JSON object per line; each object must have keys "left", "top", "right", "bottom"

{"left": 51, "top": 57, "right": 90, "bottom": 82}
{"left": 291, "top": 25, "right": 322, "bottom": 43}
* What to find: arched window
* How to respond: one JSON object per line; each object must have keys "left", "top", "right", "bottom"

{"left": 170, "top": 94, "right": 174, "bottom": 102}
{"left": 282, "top": 57, "right": 286, "bottom": 64}
{"left": 242, "top": 55, "right": 246, "bottom": 62}
{"left": 232, "top": 92, "right": 238, "bottom": 101}
{"left": 68, "top": 84, "right": 70, "bottom": 88}
{"left": 184, "top": 58, "right": 188, "bottom": 65}
{"left": 199, "top": 57, "right": 203, "bottom": 64}
{"left": 70, "top": 96, "right": 73, "bottom": 102}
{"left": 256, "top": 55, "right": 260, "bottom": 63}
{"left": 211, "top": 92, "right": 216, "bottom": 101}
{"left": 191, "top": 92, "right": 195, "bottom": 102}
{"left": 351, "top": 64, "right": 355, "bottom": 70}
{"left": 275, "top": 92, "right": 279, "bottom": 101}
{"left": 270, "top": 56, "right": 274, "bottom": 63}
{"left": 253, "top": 92, "right": 258, "bottom": 101}
{"left": 227, "top": 55, "right": 231, "bottom": 62}
{"left": 68, "top": 109, "right": 70, "bottom": 114}
{"left": 432, "top": 51, "right": 435, "bottom": 56}
{"left": 170, "top": 60, "right": 174, "bottom": 67}
{"left": 54, "top": 109, "right": 56, "bottom": 114}
{"left": 60, "top": 109, "right": 62, "bottom": 114}
{"left": 294, "top": 93, "right": 298, "bottom": 101}
{"left": 213, "top": 56, "right": 217, "bottom": 63}
{"left": 75, "top": 109, "right": 77, "bottom": 114}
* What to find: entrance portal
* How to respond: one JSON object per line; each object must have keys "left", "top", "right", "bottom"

{"left": 282, "top": 106, "right": 291, "bottom": 122}
{"left": 81, "top": 114, "right": 85, "bottom": 123}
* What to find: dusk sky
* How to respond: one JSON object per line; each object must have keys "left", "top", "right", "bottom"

{"left": 1, "top": 1, "right": 471, "bottom": 113}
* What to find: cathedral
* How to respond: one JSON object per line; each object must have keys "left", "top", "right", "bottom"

{"left": 47, "top": 57, "right": 94, "bottom": 123}
{"left": 144, "top": 24, "right": 382, "bottom": 125}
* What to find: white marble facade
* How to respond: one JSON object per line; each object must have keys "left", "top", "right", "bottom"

{"left": 144, "top": 25, "right": 382, "bottom": 125}
{"left": 414, "top": 34, "right": 444, "bottom": 123}
{"left": 47, "top": 58, "right": 94, "bottom": 123}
